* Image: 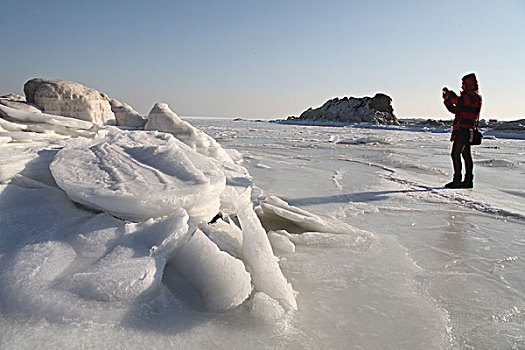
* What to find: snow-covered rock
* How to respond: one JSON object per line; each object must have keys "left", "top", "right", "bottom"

{"left": 287, "top": 93, "right": 398, "bottom": 124}
{"left": 24, "top": 78, "right": 116, "bottom": 125}
{"left": 171, "top": 229, "right": 252, "bottom": 311}
{"left": 50, "top": 130, "right": 226, "bottom": 222}
{"left": 109, "top": 98, "right": 147, "bottom": 128}
{"left": 145, "top": 103, "right": 234, "bottom": 163}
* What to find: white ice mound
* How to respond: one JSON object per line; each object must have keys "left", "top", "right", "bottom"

{"left": 172, "top": 229, "right": 252, "bottom": 311}
{"left": 50, "top": 130, "right": 226, "bottom": 222}
{"left": 235, "top": 189, "right": 297, "bottom": 311}
{"left": 256, "top": 196, "right": 356, "bottom": 234}
{"left": 24, "top": 78, "right": 116, "bottom": 125}
{"left": 62, "top": 246, "right": 164, "bottom": 302}
{"left": 144, "top": 103, "right": 234, "bottom": 163}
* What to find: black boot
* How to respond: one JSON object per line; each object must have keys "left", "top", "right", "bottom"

{"left": 445, "top": 174, "right": 462, "bottom": 188}
{"left": 461, "top": 174, "right": 473, "bottom": 188}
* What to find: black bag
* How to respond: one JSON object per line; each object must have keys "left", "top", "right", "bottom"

{"left": 470, "top": 128, "right": 482, "bottom": 145}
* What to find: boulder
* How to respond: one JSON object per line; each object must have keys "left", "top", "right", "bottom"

{"left": 23, "top": 78, "right": 115, "bottom": 125}
{"left": 108, "top": 98, "right": 146, "bottom": 128}
{"left": 289, "top": 93, "right": 398, "bottom": 124}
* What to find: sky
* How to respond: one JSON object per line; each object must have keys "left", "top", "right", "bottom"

{"left": 1, "top": 0, "right": 524, "bottom": 120}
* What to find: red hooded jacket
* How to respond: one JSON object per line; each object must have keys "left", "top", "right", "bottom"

{"left": 443, "top": 87, "right": 482, "bottom": 142}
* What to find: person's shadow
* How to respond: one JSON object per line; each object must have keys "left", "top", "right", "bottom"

{"left": 283, "top": 188, "right": 441, "bottom": 206}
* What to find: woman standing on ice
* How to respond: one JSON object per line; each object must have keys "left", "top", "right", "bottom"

{"left": 442, "top": 73, "right": 482, "bottom": 188}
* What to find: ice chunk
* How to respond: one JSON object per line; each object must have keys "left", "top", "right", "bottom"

{"left": 248, "top": 292, "right": 285, "bottom": 321}
{"left": 50, "top": 131, "right": 226, "bottom": 222}
{"left": 256, "top": 195, "right": 356, "bottom": 234}
{"left": 0, "top": 115, "right": 28, "bottom": 131}
{"left": 268, "top": 230, "right": 295, "bottom": 254}
{"left": 144, "top": 103, "right": 234, "bottom": 163}
{"left": 0, "top": 94, "right": 42, "bottom": 113}
{"left": 199, "top": 218, "right": 243, "bottom": 259}
{"left": 0, "top": 135, "right": 11, "bottom": 144}
{"left": 62, "top": 246, "right": 164, "bottom": 302}
{"left": 0, "top": 104, "right": 94, "bottom": 130}
{"left": 171, "top": 229, "right": 252, "bottom": 311}
{"left": 234, "top": 189, "right": 297, "bottom": 311}
{"left": 124, "top": 208, "right": 191, "bottom": 260}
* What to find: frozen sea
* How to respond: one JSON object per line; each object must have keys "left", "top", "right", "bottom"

{"left": 1, "top": 117, "right": 524, "bottom": 349}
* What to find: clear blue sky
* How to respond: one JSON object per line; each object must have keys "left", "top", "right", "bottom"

{"left": 1, "top": 0, "right": 524, "bottom": 120}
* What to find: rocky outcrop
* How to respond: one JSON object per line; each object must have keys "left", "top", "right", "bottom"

{"left": 108, "top": 98, "right": 146, "bottom": 128}
{"left": 288, "top": 93, "right": 398, "bottom": 124}
{"left": 24, "top": 78, "right": 116, "bottom": 125}
{"left": 491, "top": 119, "right": 525, "bottom": 131}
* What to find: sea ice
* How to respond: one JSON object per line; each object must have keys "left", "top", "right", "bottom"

{"left": 267, "top": 230, "right": 295, "bottom": 254}
{"left": 0, "top": 104, "right": 94, "bottom": 130}
{"left": 66, "top": 213, "right": 125, "bottom": 262}
{"left": 49, "top": 130, "right": 226, "bottom": 222}
{"left": 248, "top": 292, "right": 285, "bottom": 321}
{"left": 170, "top": 229, "right": 252, "bottom": 311}
{"left": 256, "top": 195, "right": 356, "bottom": 234}
{"left": 144, "top": 102, "right": 234, "bottom": 164}
{"left": 62, "top": 245, "right": 165, "bottom": 302}
{"left": 235, "top": 189, "right": 297, "bottom": 311}
{"left": 199, "top": 218, "right": 243, "bottom": 259}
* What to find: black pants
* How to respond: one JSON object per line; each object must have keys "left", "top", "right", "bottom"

{"left": 451, "top": 141, "right": 473, "bottom": 176}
